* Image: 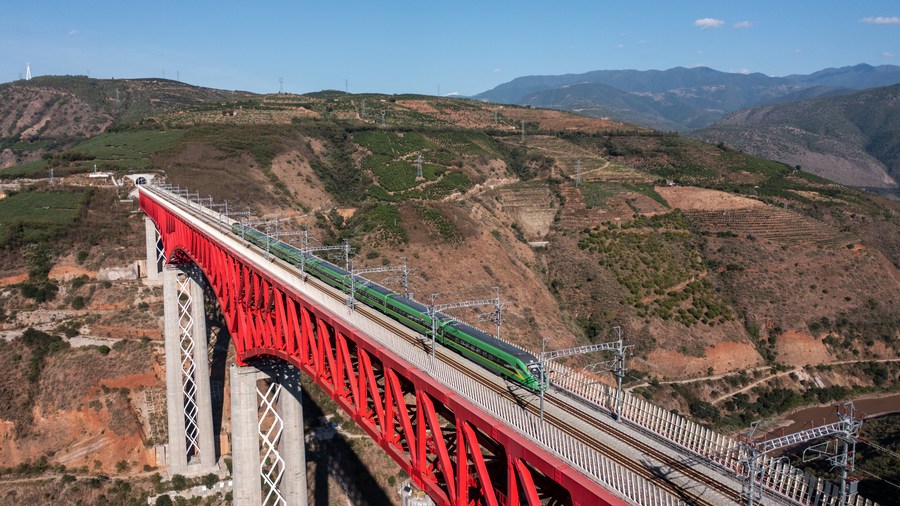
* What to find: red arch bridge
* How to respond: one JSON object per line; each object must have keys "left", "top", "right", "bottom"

{"left": 139, "top": 184, "right": 876, "bottom": 506}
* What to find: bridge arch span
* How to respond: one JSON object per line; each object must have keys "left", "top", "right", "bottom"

{"left": 141, "top": 189, "right": 627, "bottom": 506}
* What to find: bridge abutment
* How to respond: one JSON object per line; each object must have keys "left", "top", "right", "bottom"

{"left": 163, "top": 265, "right": 218, "bottom": 476}
{"left": 231, "top": 362, "right": 308, "bottom": 506}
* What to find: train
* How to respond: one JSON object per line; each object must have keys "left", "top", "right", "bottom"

{"left": 231, "top": 222, "right": 546, "bottom": 391}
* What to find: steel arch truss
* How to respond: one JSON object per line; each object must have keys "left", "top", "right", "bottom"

{"left": 142, "top": 193, "right": 623, "bottom": 506}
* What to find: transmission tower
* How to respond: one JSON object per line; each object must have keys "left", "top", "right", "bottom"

{"left": 278, "top": 78, "right": 284, "bottom": 94}
{"left": 361, "top": 100, "right": 367, "bottom": 119}
{"left": 381, "top": 111, "right": 386, "bottom": 127}
{"left": 25, "top": 62, "right": 31, "bottom": 81}
{"left": 520, "top": 120, "right": 525, "bottom": 142}
{"left": 575, "top": 159, "right": 583, "bottom": 186}
{"left": 415, "top": 153, "right": 424, "bottom": 180}
{"left": 49, "top": 167, "right": 54, "bottom": 185}
{"left": 494, "top": 110, "right": 499, "bottom": 124}
{"left": 739, "top": 402, "right": 864, "bottom": 506}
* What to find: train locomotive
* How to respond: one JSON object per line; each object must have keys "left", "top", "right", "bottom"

{"left": 232, "top": 223, "right": 546, "bottom": 391}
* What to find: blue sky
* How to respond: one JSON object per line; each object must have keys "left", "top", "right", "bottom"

{"left": 2, "top": 1, "right": 898, "bottom": 96}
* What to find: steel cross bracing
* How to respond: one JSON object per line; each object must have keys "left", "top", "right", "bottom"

{"left": 176, "top": 272, "right": 202, "bottom": 461}
{"left": 141, "top": 186, "right": 636, "bottom": 506}
{"left": 141, "top": 183, "right": 879, "bottom": 506}
{"left": 258, "top": 380, "right": 287, "bottom": 506}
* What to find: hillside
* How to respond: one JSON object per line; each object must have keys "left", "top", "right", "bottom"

{"left": 0, "top": 76, "right": 252, "bottom": 170}
{"left": 0, "top": 79, "right": 898, "bottom": 503}
{"left": 692, "top": 84, "right": 900, "bottom": 189}
{"left": 474, "top": 64, "right": 900, "bottom": 131}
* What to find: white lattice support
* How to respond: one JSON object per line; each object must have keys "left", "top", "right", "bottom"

{"left": 258, "top": 379, "right": 287, "bottom": 506}
{"left": 163, "top": 266, "right": 218, "bottom": 476}
{"left": 231, "top": 363, "right": 307, "bottom": 506}
{"left": 163, "top": 267, "right": 188, "bottom": 475}
{"left": 189, "top": 277, "right": 217, "bottom": 471}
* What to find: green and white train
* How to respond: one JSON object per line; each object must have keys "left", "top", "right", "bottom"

{"left": 233, "top": 223, "right": 545, "bottom": 391}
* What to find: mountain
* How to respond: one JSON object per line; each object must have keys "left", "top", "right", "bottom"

{"left": 787, "top": 63, "right": 900, "bottom": 89}
{"left": 0, "top": 80, "right": 898, "bottom": 504}
{"left": 0, "top": 76, "right": 250, "bottom": 168}
{"left": 692, "top": 84, "right": 900, "bottom": 189}
{"left": 474, "top": 64, "right": 900, "bottom": 130}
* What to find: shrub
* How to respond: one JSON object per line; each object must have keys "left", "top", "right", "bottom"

{"left": 71, "top": 296, "right": 86, "bottom": 310}
{"left": 98, "top": 345, "right": 111, "bottom": 355}
{"left": 170, "top": 474, "right": 187, "bottom": 491}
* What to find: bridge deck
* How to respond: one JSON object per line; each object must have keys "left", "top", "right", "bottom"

{"left": 141, "top": 184, "right": 867, "bottom": 506}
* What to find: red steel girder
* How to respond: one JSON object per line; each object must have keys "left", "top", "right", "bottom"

{"left": 141, "top": 191, "right": 626, "bottom": 506}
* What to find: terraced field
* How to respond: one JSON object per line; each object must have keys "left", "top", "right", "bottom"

{"left": 684, "top": 206, "right": 855, "bottom": 246}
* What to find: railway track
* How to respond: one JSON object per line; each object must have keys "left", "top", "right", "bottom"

{"left": 306, "top": 275, "right": 742, "bottom": 506}
{"left": 160, "top": 189, "right": 745, "bottom": 505}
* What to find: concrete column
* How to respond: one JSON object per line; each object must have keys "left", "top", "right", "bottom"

{"left": 144, "top": 217, "right": 162, "bottom": 285}
{"left": 189, "top": 278, "right": 218, "bottom": 472}
{"left": 278, "top": 379, "right": 308, "bottom": 506}
{"left": 163, "top": 267, "right": 188, "bottom": 476}
{"left": 232, "top": 364, "right": 263, "bottom": 505}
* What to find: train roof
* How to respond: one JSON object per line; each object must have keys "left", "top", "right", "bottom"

{"left": 234, "top": 223, "right": 539, "bottom": 365}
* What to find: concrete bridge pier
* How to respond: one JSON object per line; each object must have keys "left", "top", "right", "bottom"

{"left": 163, "top": 265, "right": 218, "bottom": 476}
{"left": 143, "top": 217, "right": 164, "bottom": 285}
{"left": 231, "top": 362, "right": 308, "bottom": 506}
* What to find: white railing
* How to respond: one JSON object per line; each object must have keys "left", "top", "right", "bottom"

{"left": 146, "top": 183, "right": 878, "bottom": 506}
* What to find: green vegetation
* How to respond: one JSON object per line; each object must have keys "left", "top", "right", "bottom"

{"left": 0, "top": 189, "right": 87, "bottom": 248}
{"left": 0, "top": 158, "right": 50, "bottom": 179}
{"left": 66, "top": 129, "right": 184, "bottom": 170}
{"left": 299, "top": 122, "right": 372, "bottom": 204}
{"left": 505, "top": 145, "right": 554, "bottom": 180}
{"left": 20, "top": 327, "right": 69, "bottom": 383}
{"left": 580, "top": 181, "right": 668, "bottom": 209}
{"left": 354, "top": 130, "right": 476, "bottom": 202}
{"left": 345, "top": 203, "right": 407, "bottom": 245}
{"left": 854, "top": 414, "right": 900, "bottom": 503}
{"left": 579, "top": 211, "right": 733, "bottom": 326}
{"left": 415, "top": 204, "right": 461, "bottom": 243}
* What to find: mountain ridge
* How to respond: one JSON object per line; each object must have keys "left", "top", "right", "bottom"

{"left": 692, "top": 84, "right": 900, "bottom": 189}
{"left": 475, "top": 64, "right": 900, "bottom": 131}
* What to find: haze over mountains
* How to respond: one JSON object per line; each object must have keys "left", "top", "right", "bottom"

{"left": 476, "top": 64, "right": 900, "bottom": 190}
{"left": 693, "top": 84, "right": 900, "bottom": 189}
{"left": 475, "top": 64, "right": 900, "bottom": 131}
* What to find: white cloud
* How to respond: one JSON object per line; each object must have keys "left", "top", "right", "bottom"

{"left": 614, "top": 43, "right": 625, "bottom": 49}
{"left": 733, "top": 21, "right": 752, "bottom": 29}
{"left": 694, "top": 18, "right": 725, "bottom": 29}
{"left": 492, "top": 68, "right": 501, "bottom": 73}
{"left": 861, "top": 16, "right": 900, "bottom": 25}
{"left": 793, "top": 48, "right": 803, "bottom": 53}
{"left": 734, "top": 68, "right": 751, "bottom": 74}
{"left": 68, "top": 29, "right": 78, "bottom": 37}
{"left": 885, "top": 51, "right": 895, "bottom": 58}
